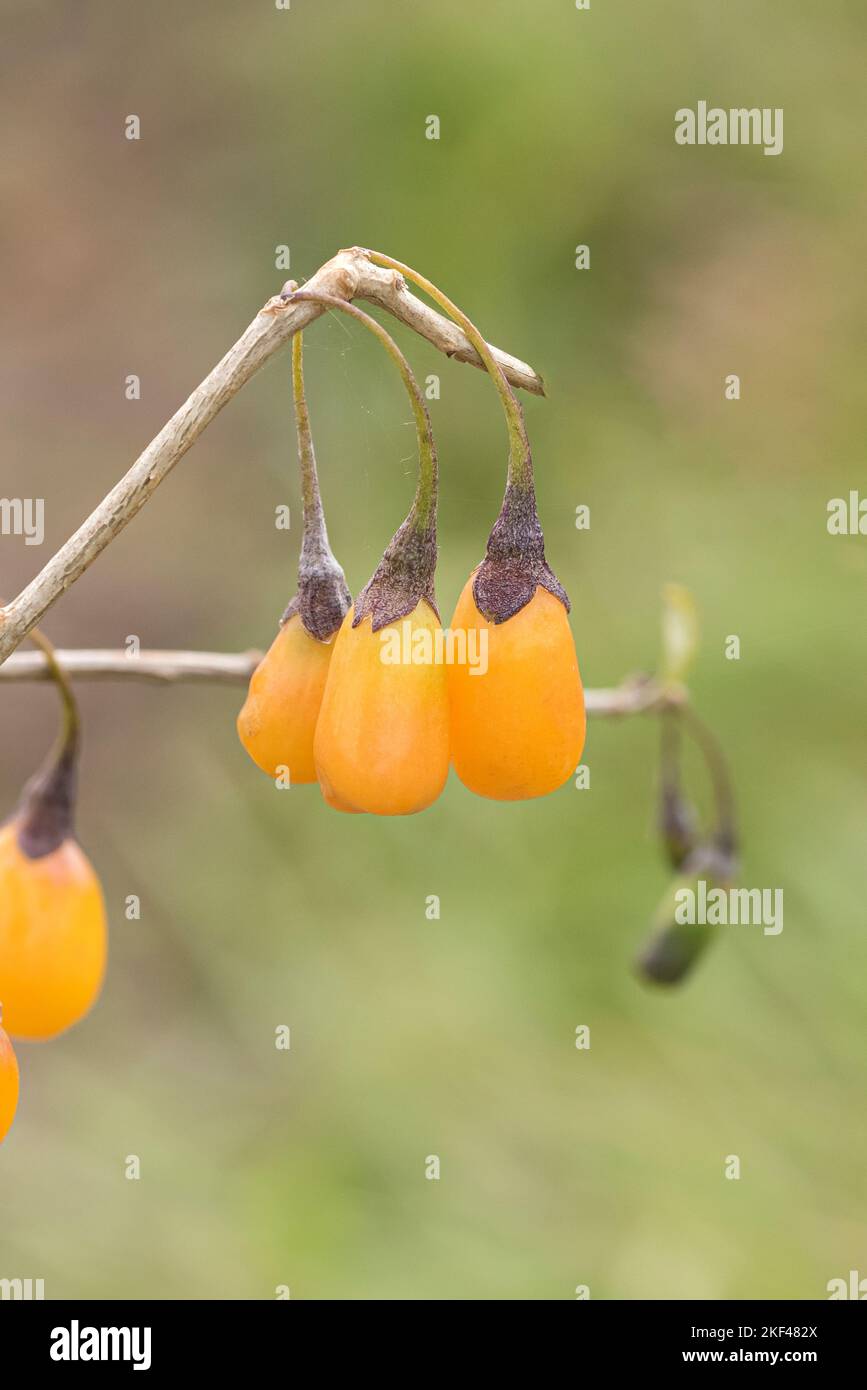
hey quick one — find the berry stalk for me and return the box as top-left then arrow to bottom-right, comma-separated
13,624 -> 81,857
288,290 -> 437,535
365,250 -> 531,492
364,251 -> 567,623
292,332 -> 337,579
281,328 -> 351,641
286,289 -> 440,630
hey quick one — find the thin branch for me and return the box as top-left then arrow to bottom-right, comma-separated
0,650 -> 683,717
584,677 -> 687,718
0,650 -> 263,685
0,247 -> 543,667
354,249 -> 544,396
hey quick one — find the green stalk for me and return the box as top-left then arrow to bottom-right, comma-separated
279,328 -> 350,641
12,623 -> 82,856
26,625 -> 80,759
658,708 -> 698,870
680,705 -> 738,859
292,332 -> 331,557
362,251 -> 569,625
289,291 -> 437,534
366,250 -> 532,492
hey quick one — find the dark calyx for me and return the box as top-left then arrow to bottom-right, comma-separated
473,479 -> 569,624
352,513 -> 439,634
282,554 -> 351,642
16,739 -> 78,859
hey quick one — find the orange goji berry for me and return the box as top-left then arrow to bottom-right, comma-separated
314,600 -> 449,816
238,614 -> 337,782
448,575 -> 585,800
238,330 -> 350,784
0,819 -> 106,1041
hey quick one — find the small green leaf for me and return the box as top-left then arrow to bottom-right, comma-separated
660,583 -> 699,685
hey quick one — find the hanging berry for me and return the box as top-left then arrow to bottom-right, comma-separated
284,290 -> 450,816
637,841 -> 733,985
0,1009 -> 19,1143
367,252 -> 586,801
0,630 -> 107,1041
237,330 -> 351,783
638,706 -> 738,986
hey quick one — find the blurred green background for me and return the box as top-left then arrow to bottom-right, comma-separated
1,0 -> 865,1300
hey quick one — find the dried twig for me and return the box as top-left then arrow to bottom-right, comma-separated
0,650 -> 263,685
0,648 -> 681,718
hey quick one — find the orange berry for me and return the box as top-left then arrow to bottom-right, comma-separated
0,1018 -> 19,1144
0,820 -> 107,1041
237,615 -> 337,782
448,574 -> 586,800
314,601 -> 450,816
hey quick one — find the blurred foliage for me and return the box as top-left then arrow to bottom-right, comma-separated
0,0 -> 865,1299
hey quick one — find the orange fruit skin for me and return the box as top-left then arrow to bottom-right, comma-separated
314,601 -> 450,816
0,821 -> 108,1042
237,615 -> 336,783
0,1024 -> 19,1143
317,770 -> 365,815
447,576 -> 586,801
